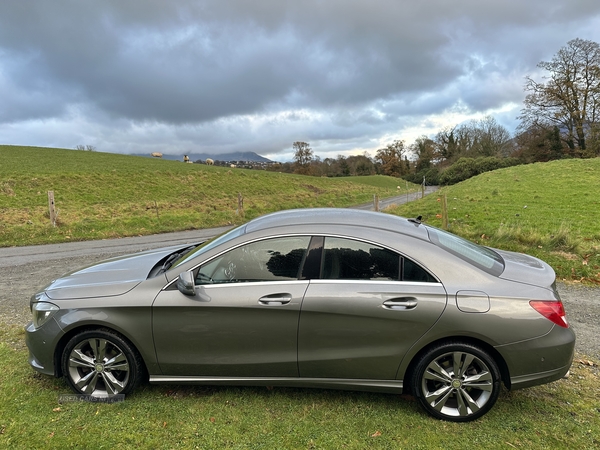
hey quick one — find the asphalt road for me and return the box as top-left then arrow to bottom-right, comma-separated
1,195 -> 598,361
353,186 -> 439,210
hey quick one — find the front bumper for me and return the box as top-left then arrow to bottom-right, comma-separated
25,318 -> 65,377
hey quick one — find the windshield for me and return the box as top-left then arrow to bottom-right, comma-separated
171,224 -> 246,269
426,226 -> 505,276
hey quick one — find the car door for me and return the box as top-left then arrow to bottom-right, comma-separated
298,236 -> 447,380
152,236 -> 311,377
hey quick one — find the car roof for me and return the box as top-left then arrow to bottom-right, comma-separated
244,208 -> 430,240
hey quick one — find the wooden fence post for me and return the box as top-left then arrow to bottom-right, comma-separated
237,193 -> 244,217
441,194 -> 448,230
373,194 -> 379,211
48,191 -> 57,227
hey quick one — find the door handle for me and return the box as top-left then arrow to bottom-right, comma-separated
258,293 -> 292,306
382,298 -> 418,310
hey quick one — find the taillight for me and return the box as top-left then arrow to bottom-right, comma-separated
529,300 -> 569,328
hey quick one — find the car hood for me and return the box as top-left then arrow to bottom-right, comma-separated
44,245 -> 187,300
496,249 -> 556,289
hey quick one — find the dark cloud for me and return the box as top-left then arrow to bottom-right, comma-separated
0,0 -> 599,157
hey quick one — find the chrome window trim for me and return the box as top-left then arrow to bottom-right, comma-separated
163,232 -> 440,290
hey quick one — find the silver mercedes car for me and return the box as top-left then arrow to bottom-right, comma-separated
26,208 -> 575,422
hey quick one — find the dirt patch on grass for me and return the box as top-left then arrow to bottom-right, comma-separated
551,251 -> 580,261
302,184 -> 326,194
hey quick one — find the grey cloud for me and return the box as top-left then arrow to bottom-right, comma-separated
0,1 -> 599,156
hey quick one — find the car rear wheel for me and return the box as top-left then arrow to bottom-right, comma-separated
412,342 -> 501,422
62,329 -> 144,397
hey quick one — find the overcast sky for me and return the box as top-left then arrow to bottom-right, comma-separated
1,1 -> 600,161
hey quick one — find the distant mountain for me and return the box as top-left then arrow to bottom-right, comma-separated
132,151 -> 274,163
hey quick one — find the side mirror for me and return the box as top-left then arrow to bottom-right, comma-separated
177,271 -> 196,296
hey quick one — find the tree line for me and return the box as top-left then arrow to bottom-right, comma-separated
274,38 -> 600,185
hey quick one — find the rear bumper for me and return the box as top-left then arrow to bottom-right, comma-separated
495,325 -> 575,390
509,363 -> 572,390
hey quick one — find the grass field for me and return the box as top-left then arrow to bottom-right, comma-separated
0,145 -> 409,247
0,325 -> 598,449
2,146 -> 599,280
387,159 -> 600,282
2,147 -> 600,448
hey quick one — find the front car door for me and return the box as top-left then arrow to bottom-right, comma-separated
152,236 -> 311,377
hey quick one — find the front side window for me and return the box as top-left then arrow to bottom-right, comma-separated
322,237 -> 436,282
173,224 -> 247,269
196,236 -> 311,284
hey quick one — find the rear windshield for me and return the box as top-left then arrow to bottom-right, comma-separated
426,226 -> 505,276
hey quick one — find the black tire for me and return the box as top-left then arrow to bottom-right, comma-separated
411,342 -> 501,422
61,329 -> 144,397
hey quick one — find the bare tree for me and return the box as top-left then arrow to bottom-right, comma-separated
519,38 -> 600,156
434,118 -> 510,162
471,116 -> 512,157
75,145 -> 96,151
292,141 -> 314,175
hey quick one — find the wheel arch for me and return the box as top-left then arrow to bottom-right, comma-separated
54,325 -> 149,380
401,336 -> 511,394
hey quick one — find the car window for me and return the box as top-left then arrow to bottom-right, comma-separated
426,226 -> 504,276
403,257 -> 437,283
322,237 -> 436,282
172,224 -> 246,269
196,236 -> 311,284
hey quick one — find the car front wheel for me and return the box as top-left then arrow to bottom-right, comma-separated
62,329 -> 144,397
411,342 -> 501,422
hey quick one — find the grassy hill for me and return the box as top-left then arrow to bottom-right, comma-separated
387,158 -> 600,282
0,145 -> 409,246
2,145 -> 599,281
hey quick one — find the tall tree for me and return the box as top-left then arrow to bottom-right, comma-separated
519,38 -> 600,156
471,116 -> 512,157
375,140 -> 405,177
434,126 -> 461,163
410,136 -> 436,172
515,125 -> 565,163
292,141 -> 314,175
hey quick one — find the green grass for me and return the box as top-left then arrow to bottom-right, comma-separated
0,324 -> 598,449
0,146 -> 408,246
2,145 -> 600,280
387,159 -> 600,282
2,150 -> 600,447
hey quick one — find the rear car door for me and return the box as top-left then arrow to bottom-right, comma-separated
298,236 -> 447,380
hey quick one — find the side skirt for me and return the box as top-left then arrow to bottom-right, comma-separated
149,376 -> 404,394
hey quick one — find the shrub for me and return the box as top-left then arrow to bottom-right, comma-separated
403,166 -> 441,186
439,157 -> 521,185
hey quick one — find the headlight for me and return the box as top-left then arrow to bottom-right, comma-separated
32,302 -> 59,329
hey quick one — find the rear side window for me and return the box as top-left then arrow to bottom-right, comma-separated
426,226 -> 504,276
321,237 -> 436,282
